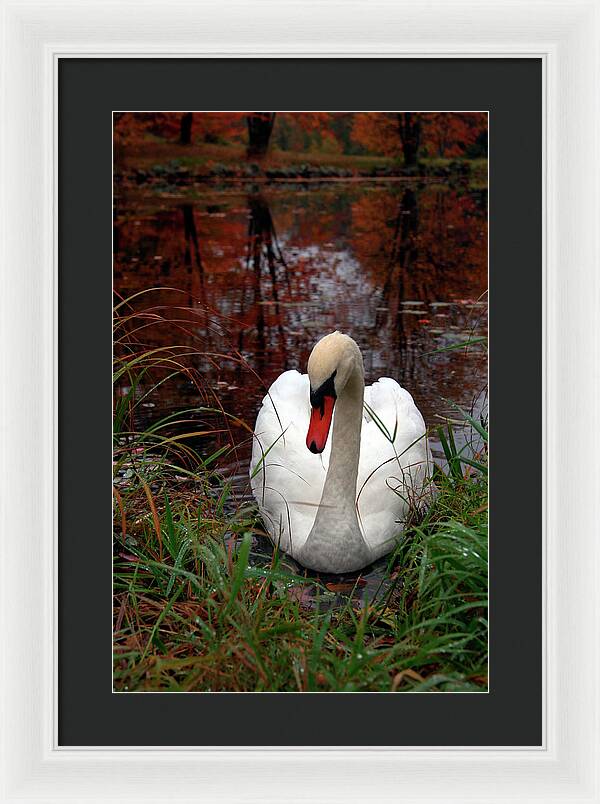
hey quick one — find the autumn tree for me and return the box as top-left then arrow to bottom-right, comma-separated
352,114 -> 402,160
352,113 -> 412,164
286,112 -> 342,154
114,111 -> 486,165
179,113 -> 193,145
328,113 -> 362,154
248,112 -> 341,158
424,112 -> 487,157
114,112 -> 246,147
116,111 -> 354,158
113,112 -> 157,146
397,113 -> 422,167
247,113 -> 277,159
352,112 -> 487,165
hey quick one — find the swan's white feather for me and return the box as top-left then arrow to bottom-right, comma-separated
250,370 -> 430,563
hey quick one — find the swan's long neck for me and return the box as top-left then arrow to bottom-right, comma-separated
299,356 -> 372,573
321,366 -> 363,507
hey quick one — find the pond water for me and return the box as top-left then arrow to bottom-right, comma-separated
114,178 -> 487,605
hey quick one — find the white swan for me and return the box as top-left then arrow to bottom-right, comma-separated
250,332 -> 431,573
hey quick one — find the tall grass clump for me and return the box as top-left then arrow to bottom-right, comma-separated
113,293 -> 488,692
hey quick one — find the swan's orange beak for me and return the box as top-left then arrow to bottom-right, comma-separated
306,396 -> 335,454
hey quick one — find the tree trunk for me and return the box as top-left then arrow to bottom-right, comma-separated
396,113 -> 422,167
181,204 -> 203,274
246,113 -> 276,159
381,188 -> 420,367
179,113 -> 193,145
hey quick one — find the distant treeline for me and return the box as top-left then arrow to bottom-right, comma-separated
114,112 -> 487,166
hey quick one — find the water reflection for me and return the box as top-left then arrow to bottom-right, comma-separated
242,193 -> 289,362
375,187 -> 419,372
181,202 -> 204,292
114,180 -> 487,486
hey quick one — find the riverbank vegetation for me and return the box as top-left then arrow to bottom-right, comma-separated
114,111 -> 487,185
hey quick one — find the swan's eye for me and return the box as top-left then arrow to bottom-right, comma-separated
309,370 -> 337,412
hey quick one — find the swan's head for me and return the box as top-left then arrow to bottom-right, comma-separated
305,331 -> 363,454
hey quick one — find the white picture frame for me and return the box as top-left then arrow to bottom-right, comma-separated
1,0 -> 598,801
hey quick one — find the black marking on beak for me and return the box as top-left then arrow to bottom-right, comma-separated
308,440 -> 319,454
309,370 -> 337,416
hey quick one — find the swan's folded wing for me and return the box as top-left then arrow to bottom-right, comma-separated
359,378 -> 431,553
250,370 -> 329,553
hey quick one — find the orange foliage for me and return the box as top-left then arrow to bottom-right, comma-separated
115,111 -> 486,160
425,112 -> 487,157
352,114 -> 401,157
113,112 -> 340,149
352,112 -> 487,160
114,112 -> 247,145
